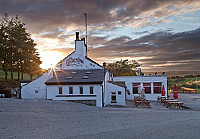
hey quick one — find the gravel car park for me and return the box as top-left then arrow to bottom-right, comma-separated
0,96 -> 200,139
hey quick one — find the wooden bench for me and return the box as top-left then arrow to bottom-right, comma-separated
161,97 -> 174,103
135,100 -> 150,107
166,102 -> 183,109
157,97 -> 166,102
163,100 -> 178,106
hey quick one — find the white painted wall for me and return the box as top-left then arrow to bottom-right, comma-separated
21,71 -> 53,99
47,84 -> 103,107
61,40 -> 102,70
113,75 -> 167,101
105,82 -> 126,106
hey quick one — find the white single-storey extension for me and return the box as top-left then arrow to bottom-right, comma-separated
113,75 -> 167,100
21,32 -> 167,107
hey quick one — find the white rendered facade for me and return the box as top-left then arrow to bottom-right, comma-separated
113,75 -> 167,101
21,32 -> 167,107
21,32 -> 125,107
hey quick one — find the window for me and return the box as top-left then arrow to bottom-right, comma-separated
90,87 -> 93,94
118,91 -> 122,95
59,87 -> 62,94
154,82 -> 162,94
69,87 -> 73,94
35,90 -> 38,93
111,92 -> 117,103
80,87 -> 83,94
132,83 -> 140,94
143,83 -> 151,94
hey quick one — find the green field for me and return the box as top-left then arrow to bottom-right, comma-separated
168,77 -> 200,93
0,70 -> 40,81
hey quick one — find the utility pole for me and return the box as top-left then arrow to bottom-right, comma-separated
83,13 -> 87,45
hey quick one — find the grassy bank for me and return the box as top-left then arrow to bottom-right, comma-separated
0,70 -> 40,81
168,77 -> 200,93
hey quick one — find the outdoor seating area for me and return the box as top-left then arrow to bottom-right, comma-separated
134,96 -> 150,107
157,96 -> 184,109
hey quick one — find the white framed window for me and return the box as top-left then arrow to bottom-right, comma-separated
143,83 -> 151,94
69,87 -> 73,94
90,87 -> 93,94
111,92 -> 117,103
132,83 -> 140,94
153,82 -> 162,94
59,87 -> 62,94
80,87 -> 83,94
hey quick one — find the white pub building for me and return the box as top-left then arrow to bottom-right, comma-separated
21,32 -> 167,107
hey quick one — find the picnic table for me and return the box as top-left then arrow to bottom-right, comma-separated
135,100 -> 150,107
160,97 -> 174,103
134,96 -> 150,107
157,96 -> 166,102
163,100 -> 178,106
166,102 -> 184,109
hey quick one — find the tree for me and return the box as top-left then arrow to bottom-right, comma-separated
0,13 -> 10,80
0,13 -> 42,80
106,59 -> 141,76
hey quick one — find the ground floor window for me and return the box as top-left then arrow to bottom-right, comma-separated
143,83 -> 151,94
111,92 -> 117,103
80,87 -> 83,94
154,82 -> 162,94
132,83 -> 140,94
90,87 -> 93,94
69,87 -> 73,94
118,91 -> 121,95
59,87 -> 62,94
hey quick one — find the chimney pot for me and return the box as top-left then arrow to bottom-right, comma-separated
76,32 -> 79,40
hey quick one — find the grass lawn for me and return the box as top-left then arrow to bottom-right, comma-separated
0,70 -> 40,81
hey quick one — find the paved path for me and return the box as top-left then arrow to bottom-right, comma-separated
0,98 -> 200,139
169,93 -> 200,110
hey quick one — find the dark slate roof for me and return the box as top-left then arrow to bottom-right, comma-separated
45,69 -> 105,85
107,81 -> 126,88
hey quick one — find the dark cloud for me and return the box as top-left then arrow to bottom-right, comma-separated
87,27 -> 200,71
0,0 -> 200,72
1,0 -> 199,33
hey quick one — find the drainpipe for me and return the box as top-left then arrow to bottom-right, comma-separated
103,62 -> 106,107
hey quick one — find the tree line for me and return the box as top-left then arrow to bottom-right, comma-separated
0,13 -> 42,80
106,59 -> 141,76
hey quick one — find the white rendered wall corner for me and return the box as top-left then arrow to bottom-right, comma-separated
21,70 -> 53,99
105,82 -> 126,106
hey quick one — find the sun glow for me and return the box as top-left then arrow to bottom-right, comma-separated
40,51 -> 63,69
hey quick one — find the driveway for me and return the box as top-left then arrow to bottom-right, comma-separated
0,98 -> 200,139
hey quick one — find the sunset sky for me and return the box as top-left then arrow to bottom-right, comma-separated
0,0 -> 200,72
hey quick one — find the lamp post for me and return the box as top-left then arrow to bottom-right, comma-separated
103,62 -> 106,107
